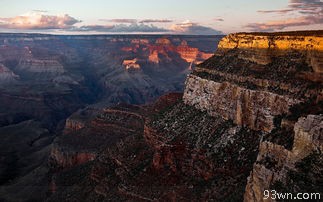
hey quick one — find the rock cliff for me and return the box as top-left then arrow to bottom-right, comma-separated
182,31 -> 323,201
217,32 -> 323,73
44,31 -> 323,201
244,115 -> 323,202
184,31 -> 323,132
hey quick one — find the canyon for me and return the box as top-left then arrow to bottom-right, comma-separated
0,30 -> 322,202
0,34 -> 220,202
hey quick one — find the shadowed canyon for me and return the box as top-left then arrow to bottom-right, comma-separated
0,34 -> 221,201
0,30 -> 322,202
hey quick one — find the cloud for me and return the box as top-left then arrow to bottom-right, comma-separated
99,18 -> 173,24
257,9 -> 294,14
258,0 -> 323,14
0,12 -> 80,29
138,19 -> 173,23
74,23 -> 168,33
247,0 -> 323,31
246,15 -> 323,31
32,10 -> 48,13
170,20 -> 223,35
214,18 -> 224,22
100,19 -> 138,24
0,12 -> 222,35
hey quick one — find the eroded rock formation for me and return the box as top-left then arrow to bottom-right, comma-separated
8,31 -> 322,202
244,115 -> 323,202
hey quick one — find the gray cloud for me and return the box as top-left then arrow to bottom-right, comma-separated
257,9 -> 295,14
32,10 -> 48,13
138,19 -> 173,23
99,18 -> 173,24
248,0 -> 323,31
214,18 -> 224,22
170,21 -> 223,35
100,19 -> 138,24
246,14 -> 323,32
74,23 -> 168,33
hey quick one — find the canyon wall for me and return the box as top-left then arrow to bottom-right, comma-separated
182,31 -> 323,201
183,74 -> 300,132
244,114 -> 323,202
44,31 -> 323,201
217,32 -> 323,73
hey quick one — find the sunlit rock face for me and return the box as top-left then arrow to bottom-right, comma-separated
181,31 -> 323,201
176,40 -> 199,63
122,58 -> 141,70
217,32 -> 323,73
184,31 -> 323,132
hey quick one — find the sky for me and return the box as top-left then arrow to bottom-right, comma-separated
0,0 -> 322,35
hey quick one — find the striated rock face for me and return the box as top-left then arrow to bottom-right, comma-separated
0,34 -> 222,202
184,74 -> 300,132
244,114 -> 323,202
32,31 -> 323,201
181,31 -> 323,201
49,104 -> 146,170
184,31 -> 323,132
50,146 -> 96,170
176,43 -> 199,63
293,115 -> 323,159
47,94 -> 260,201
18,59 -> 65,74
217,32 -> 323,73
145,38 -> 215,66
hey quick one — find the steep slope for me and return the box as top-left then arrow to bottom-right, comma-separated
186,31 -> 323,201
0,63 -> 19,84
0,35 -> 221,202
47,93 -> 260,201
45,30 -> 322,202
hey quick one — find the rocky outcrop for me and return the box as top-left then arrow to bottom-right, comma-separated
0,34 -> 221,202
64,118 -> 86,132
244,114 -> 323,202
49,104 -> 146,170
293,115 -> 323,158
18,59 -> 65,74
184,31 -> 323,132
217,32 -> 323,73
47,93 -> 260,201
49,145 -> 96,170
6,31 -> 319,202
155,38 -> 172,46
148,50 -> 160,63
122,58 -> 141,70
176,42 -> 199,63
184,74 -> 300,132
0,63 -> 19,83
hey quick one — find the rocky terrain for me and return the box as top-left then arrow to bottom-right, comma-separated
0,34 -> 220,202
1,30 -> 322,201
33,30 -> 322,202
187,31 -> 323,201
